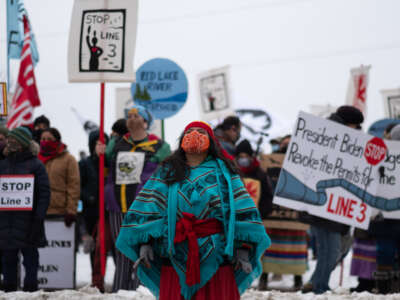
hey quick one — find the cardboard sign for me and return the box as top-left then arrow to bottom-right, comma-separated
21,220 -> 76,289
243,178 -> 261,206
381,88 -> 400,119
116,152 -> 145,185
198,66 -> 233,121
131,58 -> 188,120
274,112 -> 400,230
0,83 -> 7,116
0,175 -> 34,210
68,0 -> 138,82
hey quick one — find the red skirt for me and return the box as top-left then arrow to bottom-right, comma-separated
159,265 -> 240,300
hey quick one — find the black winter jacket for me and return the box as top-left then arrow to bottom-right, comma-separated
0,150 -> 50,249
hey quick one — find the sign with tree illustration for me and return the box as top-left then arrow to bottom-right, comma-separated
198,66 -> 233,121
274,112 -> 400,230
68,0 -> 138,82
131,58 -> 188,120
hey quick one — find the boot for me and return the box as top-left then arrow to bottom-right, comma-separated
390,271 -> 400,293
23,284 -> 38,292
350,278 -> 374,293
258,272 -> 268,291
3,284 -> 17,292
294,275 -> 303,290
373,271 -> 391,294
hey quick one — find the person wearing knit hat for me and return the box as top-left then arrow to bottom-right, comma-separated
0,126 -> 50,292
328,105 -> 364,129
116,121 -> 270,300
106,106 -> 171,292
0,126 -> 9,160
389,124 -> 400,141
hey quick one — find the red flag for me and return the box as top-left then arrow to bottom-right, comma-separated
7,15 -> 40,129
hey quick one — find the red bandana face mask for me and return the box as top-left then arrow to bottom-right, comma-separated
40,140 -> 60,156
181,130 -> 210,154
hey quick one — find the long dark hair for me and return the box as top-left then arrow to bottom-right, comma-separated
161,132 -> 239,184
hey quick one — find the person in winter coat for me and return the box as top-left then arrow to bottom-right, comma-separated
79,130 -> 111,292
38,128 -> 80,226
0,127 -> 50,292
107,105 -> 171,292
0,126 -> 8,160
116,121 -> 270,300
301,105 -> 364,294
215,116 -> 242,156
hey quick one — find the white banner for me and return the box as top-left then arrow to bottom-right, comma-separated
274,112 -> 400,230
68,0 -> 138,82
21,220 -> 76,289
0,175 -> 34,211
381,88 -> 400,119
345,65 -> 371,115
198,66 -> 233,121
0,82 -> 7,116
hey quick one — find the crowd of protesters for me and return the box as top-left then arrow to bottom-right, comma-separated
0,104 -> 399,297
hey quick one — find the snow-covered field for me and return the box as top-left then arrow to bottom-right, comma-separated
3,249 -> 400,299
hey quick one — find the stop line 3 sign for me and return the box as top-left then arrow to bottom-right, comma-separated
364,137 -> 387,165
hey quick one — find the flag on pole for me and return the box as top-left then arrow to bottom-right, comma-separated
345,65 -> 371,115
7,0 -> 39,64
7,16 -> 41,129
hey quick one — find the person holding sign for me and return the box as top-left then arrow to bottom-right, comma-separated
38,128 -> 80,226
106,105 -> 171,292
0,127 -> 50,292
116,121 -> 270,300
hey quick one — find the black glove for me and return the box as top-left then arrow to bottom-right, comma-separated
64,213 -> 76,227
27,217 -> 43,244
235,249 -> 252,274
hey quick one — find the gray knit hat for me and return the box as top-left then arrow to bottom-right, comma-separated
8,127 -> 32,148
390,124 -> 400,141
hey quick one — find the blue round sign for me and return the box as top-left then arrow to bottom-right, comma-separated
368,118 -> 400,138
131,58 -> 188,120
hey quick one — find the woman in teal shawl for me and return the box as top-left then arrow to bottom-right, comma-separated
117,121 -> 270,300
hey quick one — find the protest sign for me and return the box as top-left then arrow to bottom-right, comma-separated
345,65 -> 371,115
198,66 -> 233,121
381,88 -> 400,119
243,178 -> 261,206
21,219 -> 76,289
115,87 -> 162,137
0,83 -> 7,116
131,58 -> 188,120
274,112 -> 400,230
68,0 -> 138,82
0,175 -> 34,210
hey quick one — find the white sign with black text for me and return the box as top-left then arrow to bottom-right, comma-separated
21,220 -> 76,289
0,175 -> 34,211
68,0 -> 138,82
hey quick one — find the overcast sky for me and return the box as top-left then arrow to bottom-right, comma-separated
1,0 -> 400,157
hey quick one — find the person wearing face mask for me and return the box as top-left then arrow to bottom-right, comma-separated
116,121 -> 270,300
216,116 -> 242,156
107,105 -> 171,292
0,127 -> 50,292
38,128 -> 80,228
0,126 -> 9,160
32,115 -> 50,144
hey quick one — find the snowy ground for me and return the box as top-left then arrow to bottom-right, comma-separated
3,249 -> 400,299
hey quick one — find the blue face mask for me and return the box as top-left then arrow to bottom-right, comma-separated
271,144 -> 280,152
237,157 -> 251,167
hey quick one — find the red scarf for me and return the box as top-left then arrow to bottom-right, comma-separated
239,158 -> 260,175
38,141 -> 65,164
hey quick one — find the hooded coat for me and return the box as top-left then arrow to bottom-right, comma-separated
0,149 -> 50,249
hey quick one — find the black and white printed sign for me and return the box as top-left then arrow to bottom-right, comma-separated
198,66 -> 233,121
68,0 -> 138,82
116,152 -> 145,185
0,175 -> 34,211
21,220 -> 76,289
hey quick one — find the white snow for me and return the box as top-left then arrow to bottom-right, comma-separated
4,248 -> 398,299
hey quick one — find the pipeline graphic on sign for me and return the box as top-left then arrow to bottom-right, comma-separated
276,168 -> 400,211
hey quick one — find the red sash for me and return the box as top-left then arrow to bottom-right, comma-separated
174,212 -> 223,286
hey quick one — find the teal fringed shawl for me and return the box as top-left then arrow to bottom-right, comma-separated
116,157 -> 270,299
